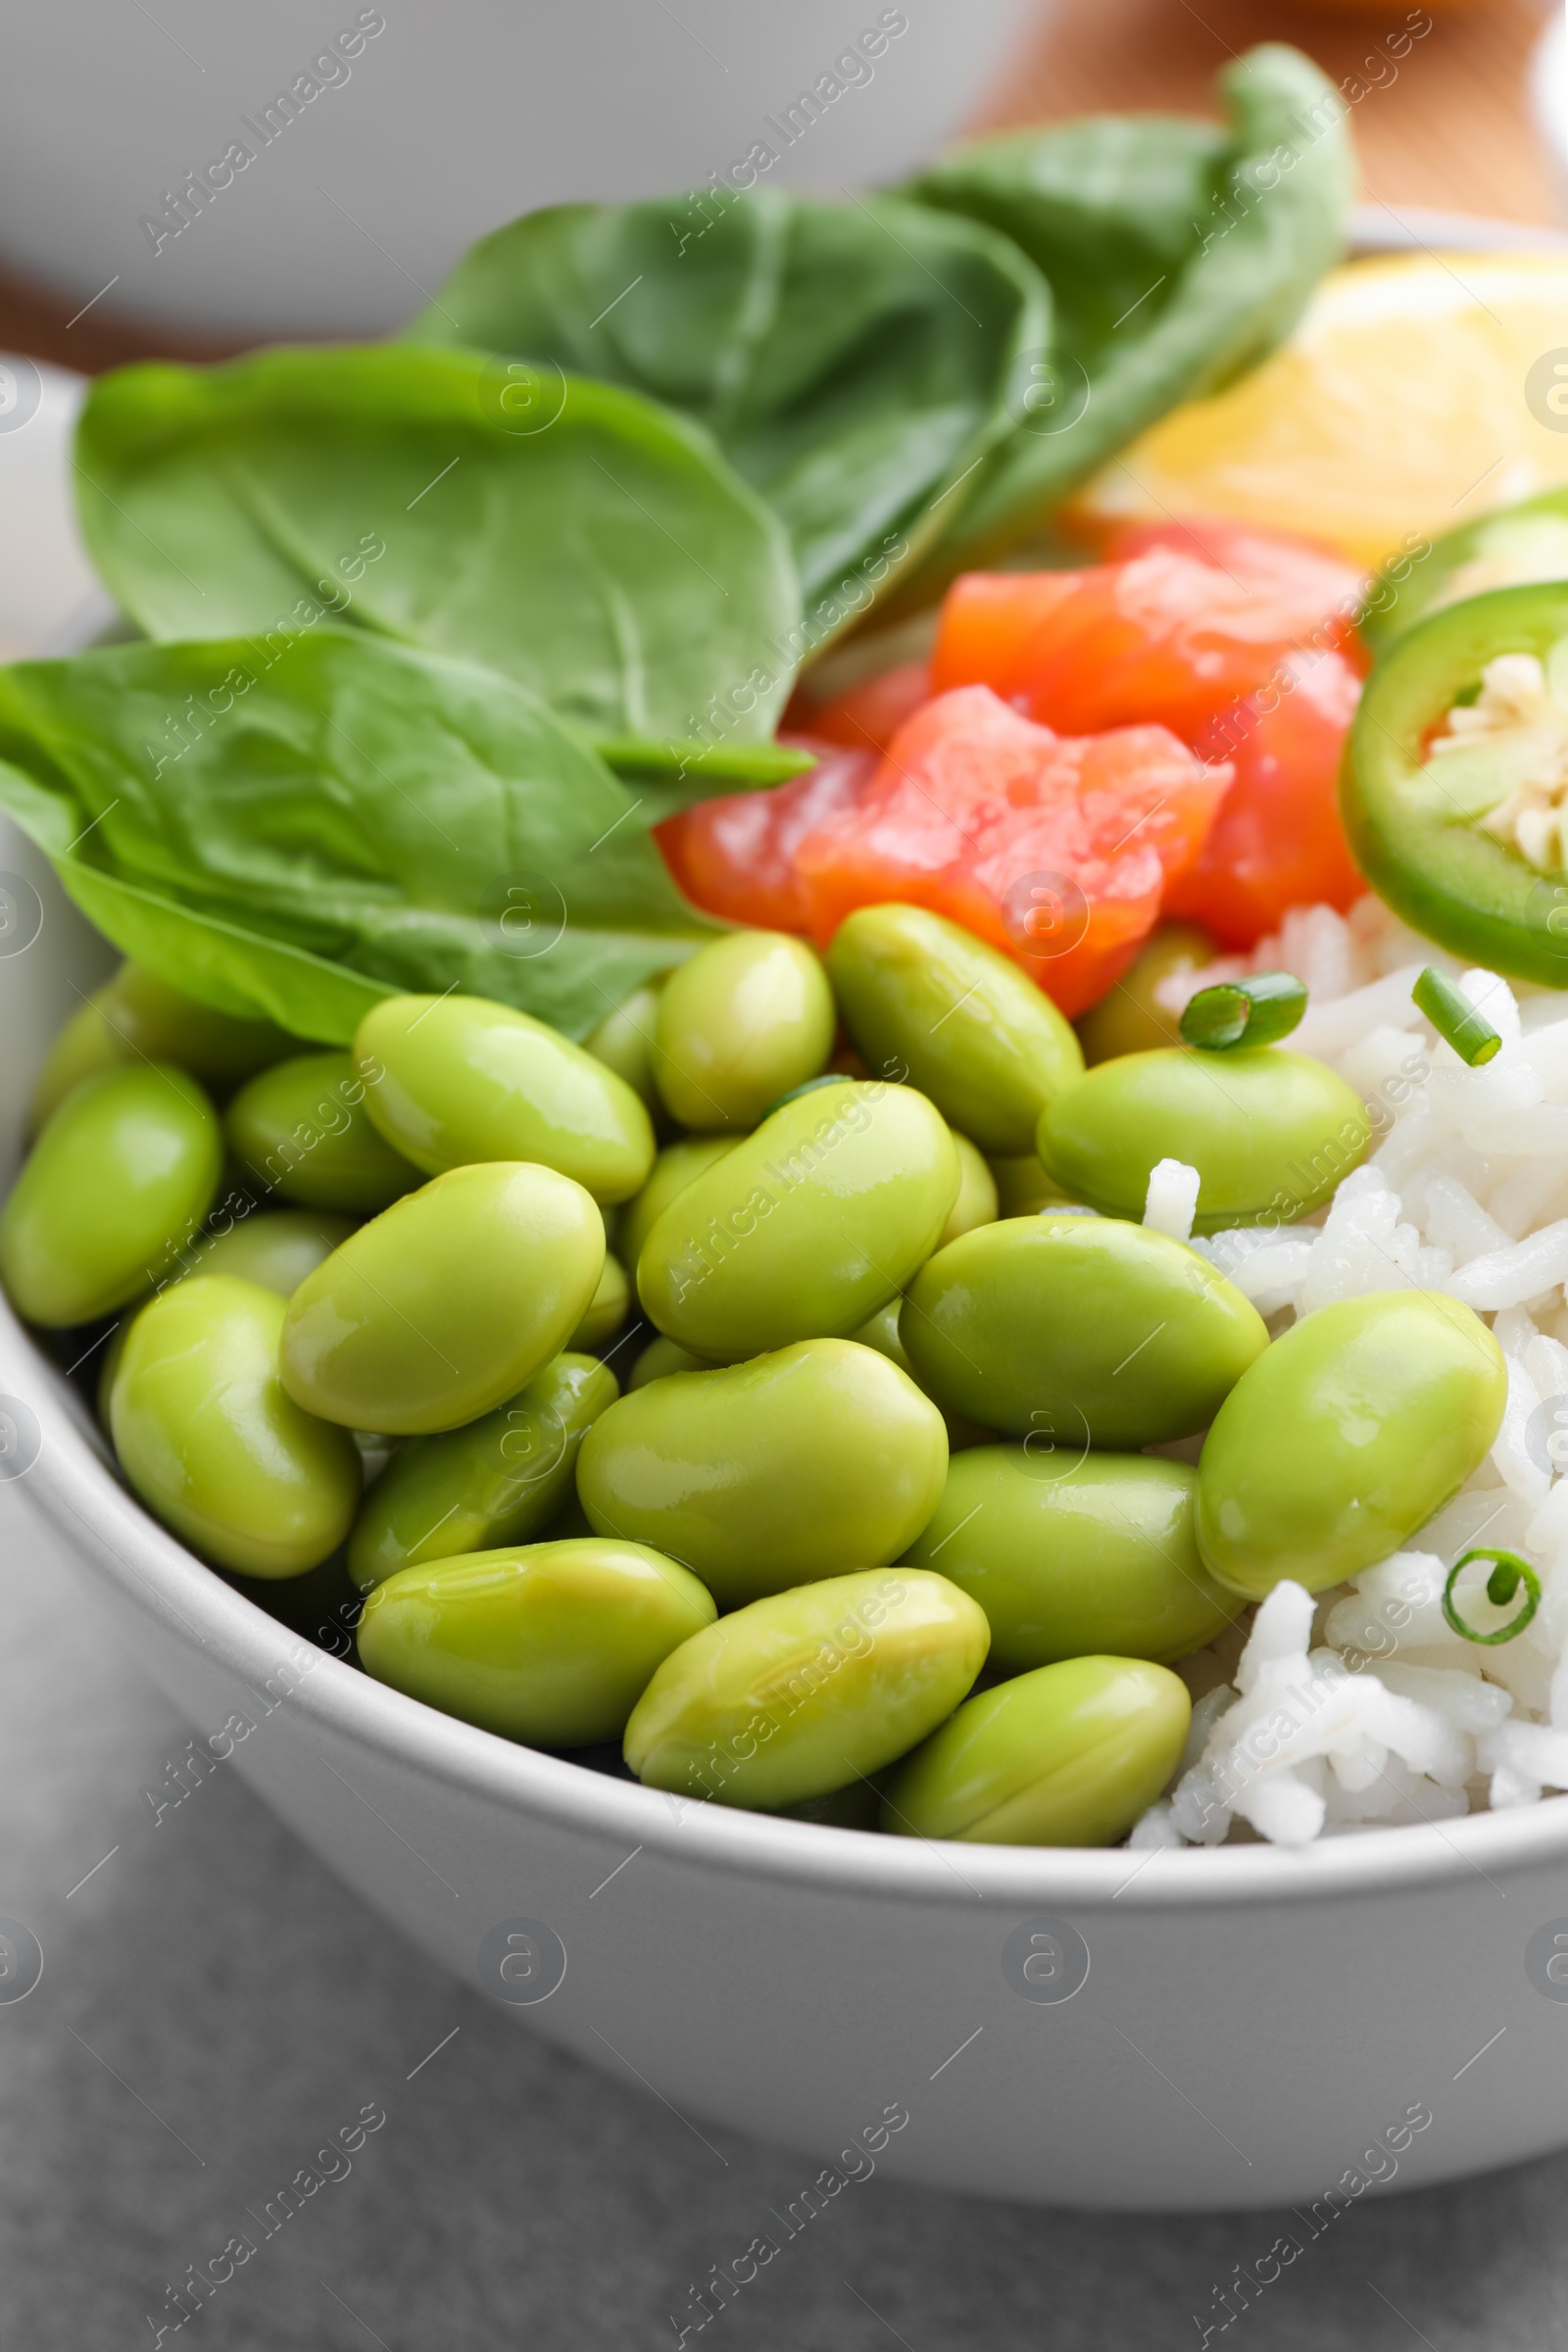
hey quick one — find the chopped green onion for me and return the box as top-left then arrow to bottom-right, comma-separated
1442,1546 -> 1541,1644
1179,970 -> 1308,1054
1412,967 -> 1501,1066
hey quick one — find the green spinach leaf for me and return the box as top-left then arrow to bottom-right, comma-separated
901,43 -> 1353,591
0,632 -> 721,1044
403,189 -> 1049,632
74,345 -> 801,752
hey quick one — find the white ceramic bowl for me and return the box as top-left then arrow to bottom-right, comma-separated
0,0 -> 1039,340
6,825 -> 1568,2212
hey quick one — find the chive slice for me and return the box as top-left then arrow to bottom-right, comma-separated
1442,1546 -> 1541,1644
1412,967 -> 1501,1065
1179,970 -> 1307,1053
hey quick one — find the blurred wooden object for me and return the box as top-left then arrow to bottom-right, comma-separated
0,0 -> 1557,373
974,0 -> 1558,225
0,257 -> 246,375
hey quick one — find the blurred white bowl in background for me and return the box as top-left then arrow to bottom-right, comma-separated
0,0 -> 1039,342
0,362 -> 107,662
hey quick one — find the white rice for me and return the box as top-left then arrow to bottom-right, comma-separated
1140,895 -> 1568,1847
1143,1156 -> 1200,1243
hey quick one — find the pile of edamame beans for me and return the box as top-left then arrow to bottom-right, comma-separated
0,907 -> 1509,1845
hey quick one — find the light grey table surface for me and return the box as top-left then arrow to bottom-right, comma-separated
3,1478 -> 1566,2352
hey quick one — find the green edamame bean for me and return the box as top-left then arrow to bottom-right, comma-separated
179,1207 -> 357,1297
111,1275 -> 361,1577
226,1053 -> 421,1214
881,1656 -> 1190,1845
104,962 -> 293,1083
98,1208 -> 357,1421
826,905 -> 1084,1154
0,1064 -> 222,1326
638,1080 -> 959,1362
653,930 -> 835,1131
584,979 -> 664,1115
986,1152 -> 1071,1218
850,1299 -> 912,1371
1037,1048 -> 1372,1230
279,1161 -> 604,1434
1074,923 -> 1216,1065
902,1214 -> 1267,1448
26,999 -> 122,1136
618,1135 -> 743,1278
568,1253 -> 629,1351
851,1302 -> 995,1452
1197,1290 -> 1508,1599
938,1132 -> 999,1249
578,1338 -> 948,1607
348,1352 -> 618,1590
765,1073 -> 858,1116
627,1336 -> 715,1388
29,966 -> 294,1134
624,1567 -> 989,1810
358,1538 -> 715,1747
902,1448 -> 1239,1668
355,994 -> 655,1206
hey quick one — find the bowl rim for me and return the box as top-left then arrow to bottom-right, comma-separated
13,1292 -> 1568,1916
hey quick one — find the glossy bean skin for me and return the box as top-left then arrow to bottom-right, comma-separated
93,963 -> 294,1081
31,977 -> 292,1141
26,999 -> 122,1135
1038,1047 -> 1372,1231
1074,922 -> 1216,1065
881,1656 -> 1190,1845
624,1567 -> 989,1811
578,1339 -> 948,1607
349,1352 -> 618,1591
826,905 -> 1084,1155
226,1053 -> 420,1213
938,1132 -> 999,1249
29,967 -> 294,1133
638,1080 -> 959,1362
280,1162 -> 604,1434
98,1207 -> 356,1421
618,1135 -> 742,1279
851,1301 -> 995,1452
653,930 -> 835,1131
355,993 -> 655,1206
358,1539 -> 715,1747
0,1063 -> 222,1326
111,1275 -> 361,1577
902,1214 -> 1267,1448
568,1253 -> 629,1351
627,1335 -> 715,1388
1197,1290 -> 1508,1599
584,979 -> 664,1115
181,1207 -> 357,1296
986,1152 -> 1071,1218
902,1448 -> 1239,1668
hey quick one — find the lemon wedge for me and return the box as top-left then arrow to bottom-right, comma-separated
1066,254 -> 1568,570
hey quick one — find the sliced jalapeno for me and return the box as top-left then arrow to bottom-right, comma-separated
1342,582 -> 1568,987
1359,488 -> 1568,659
